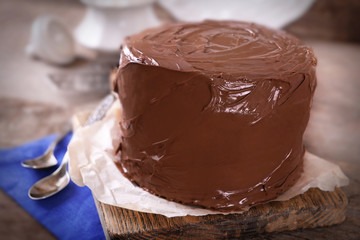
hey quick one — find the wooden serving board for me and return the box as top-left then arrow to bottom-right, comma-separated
93,187 -> 347,239
75,109 -> 348,238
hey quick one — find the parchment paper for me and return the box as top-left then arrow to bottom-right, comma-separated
68,101 -> 349,217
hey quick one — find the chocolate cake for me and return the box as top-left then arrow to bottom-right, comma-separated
113,20 -> 317,211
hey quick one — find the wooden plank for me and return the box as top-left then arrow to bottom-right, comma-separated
94,187 -> 347,239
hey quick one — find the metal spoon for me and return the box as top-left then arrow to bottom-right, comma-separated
21,123 -> 72,169
28,152 -> 70,200
28,94 -> 115,200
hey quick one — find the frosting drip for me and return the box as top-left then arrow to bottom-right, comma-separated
114,20 -> 317,211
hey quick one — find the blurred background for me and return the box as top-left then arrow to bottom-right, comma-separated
0,0 -> 359,239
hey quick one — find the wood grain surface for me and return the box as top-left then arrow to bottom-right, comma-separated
95,188 -> 347,239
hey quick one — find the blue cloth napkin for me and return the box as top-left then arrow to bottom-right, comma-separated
0,134 -> 105,240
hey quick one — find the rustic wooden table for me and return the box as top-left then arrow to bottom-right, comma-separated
0,1 -> 359,240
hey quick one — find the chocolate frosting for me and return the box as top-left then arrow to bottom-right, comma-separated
114,20 -> 317,211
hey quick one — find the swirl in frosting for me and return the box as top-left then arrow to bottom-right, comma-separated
114,20 -> 317,211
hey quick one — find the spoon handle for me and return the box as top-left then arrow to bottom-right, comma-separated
85,94 -> 115,126
60,94 -> 115,170
41,122 -> 72,156
58,152 -> 69,176
28,94 -> 116,200
59,94 -> 115,171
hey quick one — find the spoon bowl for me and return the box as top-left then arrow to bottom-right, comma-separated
21,149 -> 58,169
21,123 -> 71,169
28,94 -> 115,200
28,154 -> 70,200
